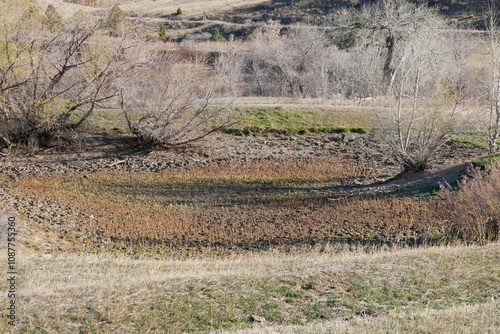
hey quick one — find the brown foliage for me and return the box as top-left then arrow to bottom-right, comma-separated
168,156 -> 379,181
441,164 -> 500,244
17,160 -> 443,252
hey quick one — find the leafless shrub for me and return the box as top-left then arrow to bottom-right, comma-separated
364,0 -> 474,171
241,19 -> 389,99
331,47 -> 384,98
214,43 -> 246,96
482,1 -> 500,154
120,55 -> 234,147
0,3 -> 136,147
441,164 -> 500,244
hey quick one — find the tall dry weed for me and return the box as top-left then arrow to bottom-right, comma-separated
441,164 -> 500,244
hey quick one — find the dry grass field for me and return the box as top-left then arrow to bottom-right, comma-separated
0,242 -> 497,333
32,0 -> 271,18
120,0 -> 270,17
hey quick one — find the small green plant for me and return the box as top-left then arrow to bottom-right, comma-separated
282,127 -> 298,135
262,302 -> 282,320
105,4 -> 125,33
176,7 -> 183,15
350,126 -> 367,134
333,127 -> 349,134
303,281 -> 318,290
210,28 -> 223,42
336,31 -> 359,50
158,26 -> 167,40
112,127 -> 125,134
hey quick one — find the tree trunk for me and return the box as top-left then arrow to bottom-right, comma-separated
383,34 -> 395,88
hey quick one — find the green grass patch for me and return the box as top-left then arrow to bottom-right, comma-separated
224,106 -> 368,136
451,133 -> 487,149
71,105 -> 371,137
350,126 -> 367,134
80,109 -> 130,135
472,153 -> 500,169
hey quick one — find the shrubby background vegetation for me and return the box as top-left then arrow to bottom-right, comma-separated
1,0 -> 500,170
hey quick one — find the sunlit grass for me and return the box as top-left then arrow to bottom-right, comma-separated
3,243 -> 498,333
224,106 -> 370,135
472,153 -> 500,168
450,133 -> 487,149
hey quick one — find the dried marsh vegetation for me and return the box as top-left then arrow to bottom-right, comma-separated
442,164 -> 500,244
15,156 -> 445,252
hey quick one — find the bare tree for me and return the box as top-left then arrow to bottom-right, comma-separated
334,0 -> 446,90
0,3 -> 135,147
483,0 -> 500,154
331,0 -> 474,171
375,17 -> 473,171
329,46 -> 384,99
120,55 -> 234,147
214,43 -> 245,97
244,20 -> 389,99
248,22 -> 346,99
283,26 -> 331,98
248,21 -> 297,97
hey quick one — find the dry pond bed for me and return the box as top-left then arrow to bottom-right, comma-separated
0,133 -> 481,254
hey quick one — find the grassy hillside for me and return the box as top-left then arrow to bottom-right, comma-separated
32,0 -> 273,19
34,0 -> 490,33
221,0 -> 490,25
119,0 -> 270,18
